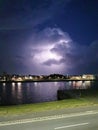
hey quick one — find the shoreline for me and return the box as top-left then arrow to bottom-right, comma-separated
0,97 -> 98,117
0,79 -> 97,83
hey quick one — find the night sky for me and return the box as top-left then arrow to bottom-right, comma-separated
0,0 -> 98,75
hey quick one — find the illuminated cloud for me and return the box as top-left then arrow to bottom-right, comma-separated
0,0 -> 97,75
0,26 -> 98,74
22,27 -> 74,74
22,27 -> 98,75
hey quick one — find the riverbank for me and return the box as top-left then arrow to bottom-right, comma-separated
0,97 -> 98,117
0,79 -> 97,83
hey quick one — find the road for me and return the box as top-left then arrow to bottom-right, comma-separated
0,106 -> 98,130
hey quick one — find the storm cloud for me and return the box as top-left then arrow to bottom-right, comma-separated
21,27 -> 98,74
0,25 -> 98,74
0,0 -> 98,75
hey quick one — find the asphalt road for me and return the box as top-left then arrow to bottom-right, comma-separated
0,106 -> 98,130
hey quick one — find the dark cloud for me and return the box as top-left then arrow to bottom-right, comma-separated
65,41 -> 98,74
15,55 -> 25,61
43,59 -> 61,66
28,28 -> 71,46
0,0 -> 71,30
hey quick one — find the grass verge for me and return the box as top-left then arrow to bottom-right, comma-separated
0,97 -> 98,116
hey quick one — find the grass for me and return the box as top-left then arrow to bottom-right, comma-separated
0,97 -> 98,116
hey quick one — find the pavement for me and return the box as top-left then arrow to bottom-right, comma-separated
0,105 -> 98,130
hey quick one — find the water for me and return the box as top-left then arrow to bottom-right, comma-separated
0,81 -> 97,105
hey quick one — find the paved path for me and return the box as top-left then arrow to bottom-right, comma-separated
0,105 -> 98,130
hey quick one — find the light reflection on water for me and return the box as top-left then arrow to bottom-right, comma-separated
17,82 -> 22,94
0,81 -> 97,105
34,82 -> 37,86
85,81 -> 91,88
3,83 -> 6,87
12,84 -> 15,97
17,82 -> 22,87
12,82 -> 15,87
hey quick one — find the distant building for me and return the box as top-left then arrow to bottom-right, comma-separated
82,74 -> 95,80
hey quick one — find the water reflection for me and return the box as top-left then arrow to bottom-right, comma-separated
17,82 -> 22,103
0,80 -> 97,105
34,82 -> 37,86
3,83 -> 6,87
75,81 -> 83,89
17,82 -> 22,87
71,81 -> 91,89
2,84 -> 5,91
12,84 -> 15,97
54,82 -> 58,85
12,82 -> 15,87
85,81 -> 91,88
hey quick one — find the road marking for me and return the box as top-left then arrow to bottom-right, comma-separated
86,111 -> 94,113
0,110 -> 98,127
54,122 -> 89,129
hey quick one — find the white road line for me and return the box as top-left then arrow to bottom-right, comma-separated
86,111 -> 94,113
54,122 -> 89,129
0,110 -> 98,127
